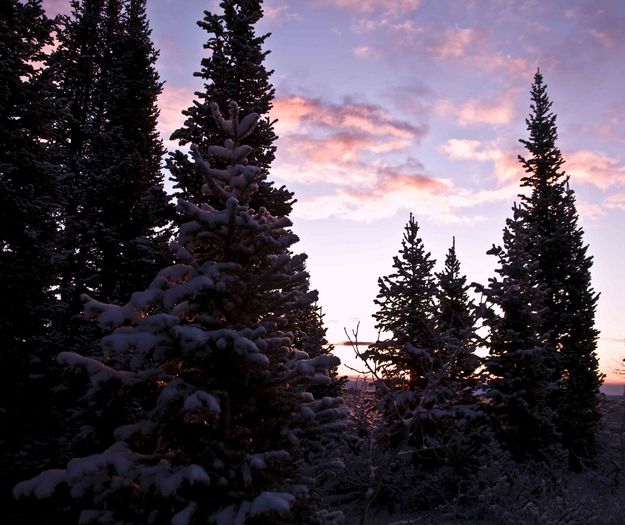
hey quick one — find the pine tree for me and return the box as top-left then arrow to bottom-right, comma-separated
167,0 -> 294,216
365,222 -> 483,482
88,0 -> 172,304
516,70 -> 602,467
478,206 -> 559,458
434,238 -> 479,389
366,214 -> 438,388
0,0 -> 60,515
432,242 -> 485,476
50,0 -> 110,351
51,0 -> 171,353
15,102 -> 346,523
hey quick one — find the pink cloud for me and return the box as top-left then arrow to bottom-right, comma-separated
271,95 -> 429,194
442,142 -> 625,191
293,176 -> 518,224
317,0 -> 422,16
353,46 -> 380,60
439,138 -> 525,183
352,18 -> 420,36
478,53 -> 533,78
440,139 -> 500,162
566,150 -> 625,189
428,28 -> 482,59
565,4 -> 625,50
264,1 -> 302,23
272,158 -> 380,187
588,29 -> 615,49
280,147 -> 526,223
272,94 -> 530,223
435,91 -> 517,127
576,200 -> 605,219
272,95 -> 427,142
293,171 -> 460,223
350,16 -> 531,78
604,193 -> 625,210
281,133 -> 379,164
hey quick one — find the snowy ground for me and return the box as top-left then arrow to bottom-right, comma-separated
337,396 -> 625,525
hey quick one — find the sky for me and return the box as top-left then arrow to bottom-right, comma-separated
42,0 -> 625,390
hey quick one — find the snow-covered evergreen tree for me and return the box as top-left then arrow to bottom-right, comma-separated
362,214 -> 449,467
516,70 -> 602,468
430,239 -> 486,470
15,102 -> 346,524
0,0 -> 60,516
356,228 -> 484,508
365,214 -> 438,388
478,205 -> 559,458
479,71 -> 602,465
167,0 -> 294,217
434,238 -> 479,390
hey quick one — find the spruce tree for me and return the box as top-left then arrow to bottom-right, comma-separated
517,70 -> 602,467
51,0 -> 110,350
434,238 -> 479,389
366,214 -> 438,388
480,71 -> 602,466
15,102 -> 346,523
51,0 -> 171,353
365,221 -> 482,477
478,207 -> 559,458
432,240 -> 485,474
167,0 -> 294,216
0,0 -> 59,515
88,0 -> 172,304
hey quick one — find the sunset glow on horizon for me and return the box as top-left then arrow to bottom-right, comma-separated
43,0 -> 625,388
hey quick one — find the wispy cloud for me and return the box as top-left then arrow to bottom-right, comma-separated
272,93 -> 532,222
435,91 -> 518,127
566,150 -> 625,189
272,95 -> 426,143
439,138 -> 525,183
352,18 -> 420,35
427,27 -> 482,59
604,193 -> 625,210
264,1 -> 302,23
317,0 -> 422,16
477,53 -> 533,78
576,200 -> 605,219
353,45 -> 381,60
293,170 -> 519,223
439,139 -> 625,218
271,94 -> 458,221
588,29 -> 615,49
440,139 -> 500,162
293,171 -> 461,223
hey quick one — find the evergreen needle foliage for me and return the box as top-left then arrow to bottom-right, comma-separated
51,0 -> 171,355
0,0 -> 60,518
366,213 -> 437,388
15,102 -> 347,524
167,0 -> 294,217
481,70 -> 603,466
